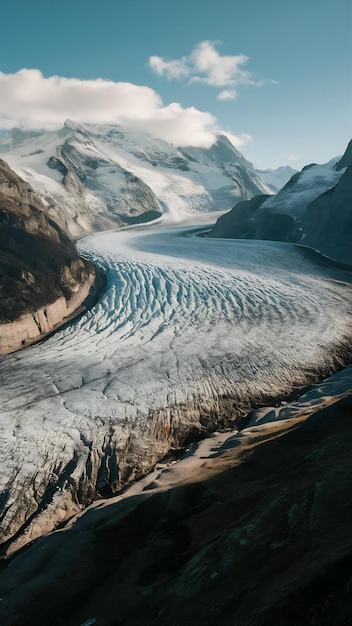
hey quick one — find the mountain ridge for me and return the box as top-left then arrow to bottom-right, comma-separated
210,140 -> 352,263
0,122 -> 272,236
255,165 -> 298,193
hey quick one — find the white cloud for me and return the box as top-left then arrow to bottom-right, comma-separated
220,131 -> 253,150
191,42 -> 250,87
149,41 -> 274,99
217,89 -> 237,101
132,102 -> 217,147
149,55 -> 189,79
0,68 -> 218,147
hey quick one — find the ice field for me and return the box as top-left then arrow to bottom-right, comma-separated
0,221 -> 351,550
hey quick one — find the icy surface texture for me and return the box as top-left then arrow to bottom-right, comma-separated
0,223 -> 351,551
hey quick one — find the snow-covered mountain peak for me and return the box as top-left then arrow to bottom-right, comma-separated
256,165 -> 298,193
0,122 -> 271,236
262,156 -> 344,215
63,118 -> 82,131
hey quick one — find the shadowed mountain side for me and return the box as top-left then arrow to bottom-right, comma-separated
335,138 -> 352,171
0,393 -> 351,625
301,165 -> 352,263
210,140 -> 352,263
0,225 -> 90,321
209,194 -> 301,242
0,159 -> 99,352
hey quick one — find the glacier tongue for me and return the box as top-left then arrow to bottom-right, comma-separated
0,223 -> 352,553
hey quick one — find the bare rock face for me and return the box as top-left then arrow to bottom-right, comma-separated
0,159 -> 97,352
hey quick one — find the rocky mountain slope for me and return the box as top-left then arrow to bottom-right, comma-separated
0,159 -> 98,353
210,140 -> 352,263
0,379 -> 351,626
0,121 -> 270,236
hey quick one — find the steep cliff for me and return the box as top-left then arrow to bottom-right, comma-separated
0,159 -> 98,353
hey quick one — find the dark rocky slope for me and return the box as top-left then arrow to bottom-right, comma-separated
210,140 -> 352,264
209,193 -> 300,242
0,391 -> 351,625
0,159 -> 98,353
300,144 -> 352,263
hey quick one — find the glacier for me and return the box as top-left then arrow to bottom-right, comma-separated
0,219 -> 352,553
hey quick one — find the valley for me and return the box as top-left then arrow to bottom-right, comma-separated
0,5 -> 350,622
0,218 -> 351,558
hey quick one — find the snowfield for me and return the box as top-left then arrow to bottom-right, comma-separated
0,220 -> 352,552
262,157 -> 344,215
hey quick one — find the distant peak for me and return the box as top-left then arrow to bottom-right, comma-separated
216,133 -> 240,150
335,138 -> 352,170
63,119 -> 83,131
0,127 -> 44,150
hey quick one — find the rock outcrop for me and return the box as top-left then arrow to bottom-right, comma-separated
0,159 -> 98,353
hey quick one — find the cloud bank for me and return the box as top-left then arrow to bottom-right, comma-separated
0,68 -> 222,147
149,41 -> 275,100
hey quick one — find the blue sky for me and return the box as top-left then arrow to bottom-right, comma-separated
0,0 -> 351,168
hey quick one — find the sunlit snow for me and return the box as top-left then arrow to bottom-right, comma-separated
0,122 -> 270,235
262,158 -> 344,215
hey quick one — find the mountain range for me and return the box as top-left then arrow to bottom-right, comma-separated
0,122 -> 351,625
0,121 -> 278,236
2,122 -> 348,267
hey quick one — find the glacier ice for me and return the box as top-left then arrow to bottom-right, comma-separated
0,222 -> 351,552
